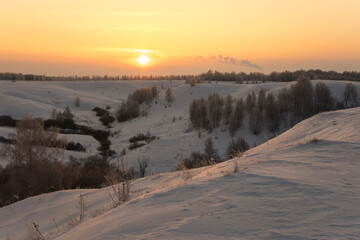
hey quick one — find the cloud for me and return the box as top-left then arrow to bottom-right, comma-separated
238,59 -> 262,70
188,54 -> 262,70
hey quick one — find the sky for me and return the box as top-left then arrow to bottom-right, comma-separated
0,0 -> 359,76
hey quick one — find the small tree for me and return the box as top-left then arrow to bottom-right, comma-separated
74,97 -> 80,107
165,87 -> 175,104
138,158 -> 148,178
203,137 -> 219,164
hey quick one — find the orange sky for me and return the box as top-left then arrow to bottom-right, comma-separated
0,0 -> 359,75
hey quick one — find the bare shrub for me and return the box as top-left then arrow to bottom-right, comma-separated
138,158 -> 148,178
227,137 -> 249,159
308,138 -> 319,143
104,158 -> 133,208
26,222 -> 45,240
176,138 -> 219,170
78,194 -> 87,222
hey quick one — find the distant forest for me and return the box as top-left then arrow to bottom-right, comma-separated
0,69 -> 359,82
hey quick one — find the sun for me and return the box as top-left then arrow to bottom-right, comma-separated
137,54 -> 150,66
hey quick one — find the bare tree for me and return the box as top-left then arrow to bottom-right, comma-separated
203,137 -> 219,163
249,107 -> 264,135
343,83 -> 357,107
165,87 -> 175,104
245,91 -> 257,113
228,98 -> 244,136
314,82 -> 333,112
208,93 -> 223,128
138,158 -> 148,178
265,92 -> 281,132
277,87 -> 290,127
257,88 -> 267,112
104,158 -> 133,208
223,94 -> 233,125
290,77 -> 314,119
1,115 -> 67,198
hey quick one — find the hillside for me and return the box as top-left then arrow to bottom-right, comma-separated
1,79 -> 359,171
1,107 -> 359,239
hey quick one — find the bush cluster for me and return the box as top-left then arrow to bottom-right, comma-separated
176,137 -> 220,170
226,137 -> 250,159
66,142 -> 86,152
116,86 -> 158,122
93,107 -> 115,127
129,132 -> 156,143
0,115 -> 17,127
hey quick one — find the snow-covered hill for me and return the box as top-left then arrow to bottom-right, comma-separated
1,80 -> 359,171
1,107 -> 359,240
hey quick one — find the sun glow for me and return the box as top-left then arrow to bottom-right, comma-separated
137,54 -> 150,66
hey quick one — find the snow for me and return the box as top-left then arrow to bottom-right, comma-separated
1,106 -> 359,240
1,79 -> 359,172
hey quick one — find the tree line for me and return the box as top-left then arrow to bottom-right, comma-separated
189,78 -> 358,136
1,69 -> 359,82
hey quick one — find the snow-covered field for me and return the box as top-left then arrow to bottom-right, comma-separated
1,106 -> 359,239
1,79 -> 358,172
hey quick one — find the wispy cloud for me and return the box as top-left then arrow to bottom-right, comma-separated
190,54 -> 262,70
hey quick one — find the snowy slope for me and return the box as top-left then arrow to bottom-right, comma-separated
2,79 -> 358,172
1,107 -> 359,240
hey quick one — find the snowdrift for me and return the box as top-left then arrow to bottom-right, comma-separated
1,107 -> 359,239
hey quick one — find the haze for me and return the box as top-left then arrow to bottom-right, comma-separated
0,0 -> 359,75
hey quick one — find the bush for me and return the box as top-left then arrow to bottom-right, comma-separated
227,137 -> 249,159
176,137 -> 220,170
103,158 -> 134,207
52,106 -> 74,122
129,132 -> 155,143
0,115 -> 17,127
67,142 -> 86,152
128,142 -> 145,150
99,113 -> 115,126
116,99 -> 140,122
175,152 -> 208,170
92,107 -> 108,117
130,86 -> 158,105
